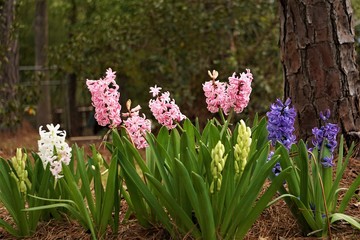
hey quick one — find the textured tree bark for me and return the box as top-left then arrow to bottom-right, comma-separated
279,0 -> 360,144
35,0 -> 52,127
0,0 -> 20,131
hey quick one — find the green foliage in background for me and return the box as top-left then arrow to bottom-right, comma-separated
2,0 -> 359,131
17,0 -> 282,124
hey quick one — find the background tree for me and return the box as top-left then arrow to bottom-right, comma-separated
280,0 -> 360,144
35,0 -> 52,127
0,0 -> 21,131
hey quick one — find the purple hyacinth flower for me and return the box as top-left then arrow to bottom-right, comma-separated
311,110 -> 339,168
266,98 -> 297,176
266,98 -> 297,150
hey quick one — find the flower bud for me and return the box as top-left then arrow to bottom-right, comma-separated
20,181 -> 27,193
210,141 -> 227,193
10,148 -> 31,194
210,181 -> 215,194
217,178 -> 222,191
234,120 -> 251,176
22,170 -> 28,179
234,161 -> 239,173
208,70 -> 219,80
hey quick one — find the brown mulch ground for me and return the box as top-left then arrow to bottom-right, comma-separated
0,121 -> 359,239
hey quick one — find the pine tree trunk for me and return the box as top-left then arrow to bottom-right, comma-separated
280,0 -> 360,144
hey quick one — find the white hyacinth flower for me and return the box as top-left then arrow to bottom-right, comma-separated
38,124 -> 72,179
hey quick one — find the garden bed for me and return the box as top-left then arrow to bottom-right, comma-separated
0,121 -> 359,239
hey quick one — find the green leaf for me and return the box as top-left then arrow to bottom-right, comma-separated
331,213 -> 360,230
174,159 -> 201,227
118,150 -> 173,232
235,167 -> 291,239
145,173 -> 201,238
0,218 -> 18,237
62,165 -> 96,239
338,173 -> 360,213
73,145 -> 96,217
298,140 -> 309,208
99,152 -> 119,235
146,133 -> 174,190
223,153 -> 277,237
192,172 -> 216,240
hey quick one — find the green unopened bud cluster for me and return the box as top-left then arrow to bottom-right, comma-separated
10,148 -> 31,194
234,120 -> 252,175
94,152 -> 104,167
210,141 -> 227,193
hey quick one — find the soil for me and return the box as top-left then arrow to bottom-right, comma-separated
0,121 -> 359,239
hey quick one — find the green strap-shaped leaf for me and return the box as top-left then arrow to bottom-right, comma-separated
0,218 -> 19,237
73,145 -> 96,218
298,140 -> 309,209
174,159 -> 202,228
234,167 -> 291,239
99,152 -> 119,235
118,151 -> 173,232
221,145 -> 272,235
62,165 -> 96,239
145,173 -> 201,238
192,172 -> 216,240
146,133 -> 175,194
338,173 -> 360,213
331,213 -> 360,230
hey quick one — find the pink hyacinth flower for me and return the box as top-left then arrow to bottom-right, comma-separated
86,68 -> 122,128
203,79 -> 227,113
149,86 -> 186,129
223,69 -> 253,115
122,104 -> 151,149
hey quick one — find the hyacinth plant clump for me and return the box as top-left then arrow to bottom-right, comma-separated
267,100 -> 360,237
0,67 -> 359,240
0,144 -> 72,237
115,69 -> 290,239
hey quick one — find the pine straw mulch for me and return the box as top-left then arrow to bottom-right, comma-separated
0,121 -> 359,239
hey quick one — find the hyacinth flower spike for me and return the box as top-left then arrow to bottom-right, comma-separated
311,109 -> 339,168
210,141 -> 227,194
38,123 -> 72,179
149,85 -> 186,130
122,99 -> 151,149
223,69 -> 253,115
203,69 -> 253,118
86,68 -> 122,128
234,120 -> 252,178
266,98 -> 296,175
202,70 -> 227,114
10,148 -> 31,194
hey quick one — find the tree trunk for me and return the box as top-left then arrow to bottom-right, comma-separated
0,0 -> 20,131
35,0 -> 52,127
66,0 -> 81,137
280,0 -> 360,145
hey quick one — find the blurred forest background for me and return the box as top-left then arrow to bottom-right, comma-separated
2,0 -> 360,137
